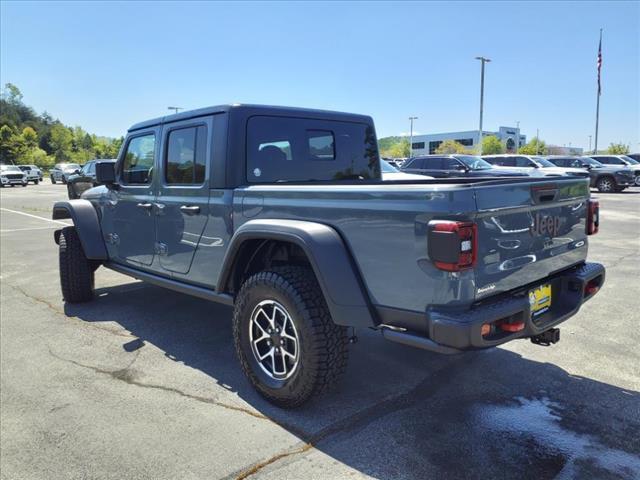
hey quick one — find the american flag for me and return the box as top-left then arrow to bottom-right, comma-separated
597,31 -> 603,95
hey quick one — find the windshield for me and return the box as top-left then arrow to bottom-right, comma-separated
581,157 -> 604,167
620,155 -> 639,165
1,165 -> 22,172
532,157 -> 556,168
454,155 -> 493,170
62,163 -> 81,170
380,160 -> 399,173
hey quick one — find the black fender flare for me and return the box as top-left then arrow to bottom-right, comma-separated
52,200 -> 108,260
218,219 -> 377,328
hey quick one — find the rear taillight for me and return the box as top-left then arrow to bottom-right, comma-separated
428,221 -> 477,272
587,199 -> 599,235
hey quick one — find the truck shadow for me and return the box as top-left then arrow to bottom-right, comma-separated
64,281 -> 640,480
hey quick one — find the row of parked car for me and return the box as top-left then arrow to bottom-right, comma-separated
386,153 -> 640,193
0,164 -> 43,187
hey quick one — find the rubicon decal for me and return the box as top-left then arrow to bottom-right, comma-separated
530,213 -> 562,237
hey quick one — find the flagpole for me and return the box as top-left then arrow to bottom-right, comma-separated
594,28 -> 602,154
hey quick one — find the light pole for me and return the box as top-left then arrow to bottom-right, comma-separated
588,135 -> 592,153
408,116 -> 418,158
536,128 -> 540,155
168,106 -> 183,115
515,120 -> 520,152
475,56 -> 491,154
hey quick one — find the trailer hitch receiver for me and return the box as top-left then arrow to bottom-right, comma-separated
530,328 -> 560,346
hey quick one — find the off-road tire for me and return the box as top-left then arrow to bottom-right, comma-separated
233,266 -> 349,408
59,226 -> 94,303
596,176 -> 615,193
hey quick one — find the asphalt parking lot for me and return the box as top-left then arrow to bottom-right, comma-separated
1,182 -> 639,480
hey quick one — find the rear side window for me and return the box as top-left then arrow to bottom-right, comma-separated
165,125 -> 207,184
121,134 -> 156,185
423,157 -> 444,169
247,116 -> 379,182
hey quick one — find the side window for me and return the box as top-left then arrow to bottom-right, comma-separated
247,116 -> 379,182
424,157 -> 444,169
165,125 -> 207,184
443,157 -> 461,169
121,134 -> 156,185
307,130 -> 335,160
570,159 -> 583,168
514,156 -> 531,167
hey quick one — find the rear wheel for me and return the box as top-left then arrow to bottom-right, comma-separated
635,175 -> 640,187
59,226 -> 94,303
50,176 -> 56,184
233,266 -> 349,408
596,176 -> 615,193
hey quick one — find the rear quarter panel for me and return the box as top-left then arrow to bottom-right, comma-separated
234,184 -> 478,312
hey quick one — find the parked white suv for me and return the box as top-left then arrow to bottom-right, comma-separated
0,164 -> 28,187
18,165 -> 43,184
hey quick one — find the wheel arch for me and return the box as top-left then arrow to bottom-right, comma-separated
218,219 -> 377,328
52,200 -> 108,260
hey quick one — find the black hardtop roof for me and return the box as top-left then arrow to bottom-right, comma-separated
128,104 -> 373,132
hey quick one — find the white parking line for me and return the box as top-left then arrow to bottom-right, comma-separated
0,208 -> 71,226
1,226 -> 61,233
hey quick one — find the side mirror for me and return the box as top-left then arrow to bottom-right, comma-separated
95,161 -> 116,186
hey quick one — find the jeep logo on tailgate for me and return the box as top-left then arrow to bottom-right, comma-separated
530,213 -> 561,237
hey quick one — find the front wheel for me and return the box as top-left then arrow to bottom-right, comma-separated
59,226 -> 95,303
596,176 -> 615,193
233,266 -> 349,408
50,176 -> 56,184
34,179 -> 39,185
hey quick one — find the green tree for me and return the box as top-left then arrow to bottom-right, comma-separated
385,137 -> 410,158
481,135 -> 504,154
3,83 -> 23,104
518,137 -> 548,155
0,125 -> 18,163
607,142 -> 629,154
49,123 -> 73,161
21,126 -> 38,149
435,139 -> 467,154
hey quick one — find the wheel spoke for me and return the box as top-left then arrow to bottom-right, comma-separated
258,347 -> 274,362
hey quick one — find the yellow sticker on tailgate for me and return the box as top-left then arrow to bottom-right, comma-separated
529,283 -> 552,317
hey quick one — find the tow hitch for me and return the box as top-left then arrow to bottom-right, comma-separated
530,328 -> 560,346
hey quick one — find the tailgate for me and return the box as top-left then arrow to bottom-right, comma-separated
473,178 -> 590,299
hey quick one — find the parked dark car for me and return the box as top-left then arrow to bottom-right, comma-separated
589,155 -> 640,186
400,154 -> 527,178
547,156 -> 634,192
66,159 -> 116,199
626,153 -> 640,162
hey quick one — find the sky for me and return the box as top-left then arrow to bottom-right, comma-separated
1,1 -> 638,150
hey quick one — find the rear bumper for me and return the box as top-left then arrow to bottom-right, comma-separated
380,262 -> 605,353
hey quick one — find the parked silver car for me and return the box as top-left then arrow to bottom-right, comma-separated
50,163 -> 81,184
18,164 -> 43,184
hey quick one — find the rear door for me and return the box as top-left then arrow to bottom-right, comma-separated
155,118 -> 212,275
473,178 -> 590,298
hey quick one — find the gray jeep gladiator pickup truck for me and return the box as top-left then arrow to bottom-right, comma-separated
53,104 -> 605,407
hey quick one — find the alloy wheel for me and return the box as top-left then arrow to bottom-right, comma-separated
249,300 -> 300,380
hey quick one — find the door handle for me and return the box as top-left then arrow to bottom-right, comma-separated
136,202 -> 153,210
180,205 -> 200,215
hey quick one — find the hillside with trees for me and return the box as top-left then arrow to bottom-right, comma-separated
0,83 -> 123,168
